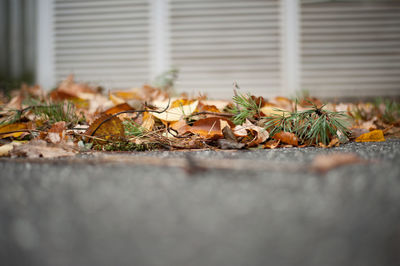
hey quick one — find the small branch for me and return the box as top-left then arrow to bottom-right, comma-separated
90,99 -> 171,136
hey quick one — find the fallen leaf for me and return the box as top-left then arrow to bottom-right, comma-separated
260,105 -> 289,117
263,139 -> 280,149
233,119 -> 269,147
355,130 -> 385,142
151,100 -> 199,122
103,103 -> 135,115
85,114 -> 125,139
188,117 -> 235,139
272,131 -> 298,146
0,122 -> 28,139
46,121 -> 67,144
10,140 -> 76,158
141,111 -> 155,131
169,119 -> 190,135
310,153 -> 364,173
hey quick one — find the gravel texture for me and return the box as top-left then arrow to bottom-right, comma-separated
1,140 -> 400,266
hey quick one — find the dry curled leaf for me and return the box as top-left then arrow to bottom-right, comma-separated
355,130 -> 385,142
233,119 -> 269,147
85,114 -> 125,139
272,131 -> 298,146
310,153 -> 364,173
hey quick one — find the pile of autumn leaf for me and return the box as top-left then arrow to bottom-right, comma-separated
0,75 -> 399,158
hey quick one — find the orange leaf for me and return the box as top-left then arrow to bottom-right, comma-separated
104,103 -> 135,115
0,123 -> 28,139
189,117 -> 234,139
272,131 -> 298,146
85,114 -> 125,139
355,130 -> 385,142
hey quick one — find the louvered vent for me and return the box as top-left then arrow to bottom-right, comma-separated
170,0 -> 282,99
301,1 -> 400,98
53,0 -> 151,89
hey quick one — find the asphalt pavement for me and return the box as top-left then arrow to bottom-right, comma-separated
1,140 -> 400,266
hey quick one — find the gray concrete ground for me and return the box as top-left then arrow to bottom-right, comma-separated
1,140 -> 400,266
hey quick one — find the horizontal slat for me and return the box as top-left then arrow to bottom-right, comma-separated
55,0 -> 140,9
54,5 -> 148,17
171,8 -> 279,18
54,26 -> 148,36
54,32 -> 149,42
56,61 -> 149,70
302,47 -> 400,56
172,51 -> 279,59
54,12 -> 149,23
55,40 -> 147,49
170,1 -> 278,10
55,46 -> 149,56
55,53 -> 149,63
171,28 -> 279,38
172,42 -> 279,52
172,57 -> 280,66
171,15 -> 277,24
302,40 -> 400,49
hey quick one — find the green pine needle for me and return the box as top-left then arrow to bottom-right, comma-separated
231,92 -> 261,125
264,102 -> 351,145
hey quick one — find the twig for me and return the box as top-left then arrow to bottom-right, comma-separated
89,99 -> 171,136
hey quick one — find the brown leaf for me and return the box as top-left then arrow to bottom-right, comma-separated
169,119 -> 190,135
272,131 -> 298,146
46,121 -> 67,144
10,140 -> 76,158
85,114 -> 125,139
310,153 -> 364,173
188,117 -> 235,139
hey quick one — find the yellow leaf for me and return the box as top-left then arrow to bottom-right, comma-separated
355,130 -> 385,142
0,123 -> 28,139
260,105 -> 289,117
151,100 -> 198,122
85,114 -> 125,140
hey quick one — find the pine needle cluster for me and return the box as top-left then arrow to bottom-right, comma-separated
264,103 -> 351,145
231,92 -> 261,125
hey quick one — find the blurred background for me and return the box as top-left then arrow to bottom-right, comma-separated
1,0 -> 400,99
